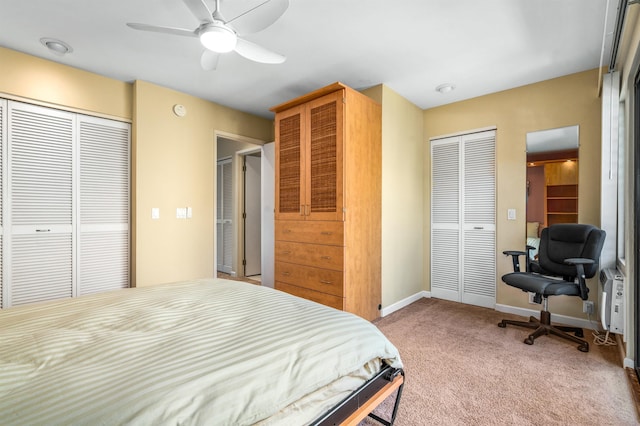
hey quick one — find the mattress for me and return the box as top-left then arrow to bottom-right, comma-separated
0,278 -> 402,425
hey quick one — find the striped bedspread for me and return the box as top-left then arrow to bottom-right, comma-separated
0,278 -> 401,425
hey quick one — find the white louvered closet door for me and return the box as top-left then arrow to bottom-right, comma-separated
0,100 -> 5,308
430,138 -> 461,302
78,115 -> 130,295
430,130 -> 496,308
7,101 -> 75,306
462,131 -> 496,308
216,159 -> 233,274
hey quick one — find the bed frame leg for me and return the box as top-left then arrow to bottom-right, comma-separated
367,370 -> 405,426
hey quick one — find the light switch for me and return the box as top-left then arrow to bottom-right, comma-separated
187,207 -> 192,218
507,208 -> 516,220
176,208 -> 187,219
151,208 -> 160,219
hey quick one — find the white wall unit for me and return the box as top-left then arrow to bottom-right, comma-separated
431,130 -> 496,309
0,100 -> 130,308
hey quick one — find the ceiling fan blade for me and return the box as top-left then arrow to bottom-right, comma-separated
126,23 -> 197,38
201,50 -> 220,71
224,0 -> 289,34
181,0 -> 214,23
234,37 -> 285,64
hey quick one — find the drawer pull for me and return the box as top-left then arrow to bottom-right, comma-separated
282,250 -> 291,255
320,231 -> 333,235
282,272 -> 290,276
283,229 -> 292,233
36,229 -> 51,232
321,256 -> 331,260
319,280 -> 333,285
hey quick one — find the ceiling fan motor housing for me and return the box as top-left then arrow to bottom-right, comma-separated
199,21 -> 237,53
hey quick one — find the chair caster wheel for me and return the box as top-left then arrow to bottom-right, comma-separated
498,322 -> 506,328
524,337 -> 534,345
578,344 -> 589,352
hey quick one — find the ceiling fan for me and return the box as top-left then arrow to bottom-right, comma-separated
127,0 -> 288,70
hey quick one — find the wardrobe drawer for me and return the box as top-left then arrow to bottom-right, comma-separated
276,282 -> 345,311
275,262 -> 344,297
275,220 -> 344,246
275,241 -> 344,271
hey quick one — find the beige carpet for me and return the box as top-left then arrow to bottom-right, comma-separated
217,271 -> 261,285
363,298 -> 637,425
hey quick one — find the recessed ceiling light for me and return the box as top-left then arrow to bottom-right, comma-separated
435,83 -> 455,94
40,38 -> 73,56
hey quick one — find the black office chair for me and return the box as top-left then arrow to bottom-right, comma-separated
498,224 -> 606,352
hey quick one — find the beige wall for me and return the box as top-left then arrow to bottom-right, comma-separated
133,81 -> 273,286
362,85 -> 425,309
423,69 -> 602,318
0,47 -> 132,120
1,46 -> 274,288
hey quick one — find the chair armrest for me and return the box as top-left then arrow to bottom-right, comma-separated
503,250 -> 527,272
563,258 -> 594,300
563,258 -> 595,265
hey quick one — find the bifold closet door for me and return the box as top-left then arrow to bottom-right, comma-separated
216,158 -> 233,274
431,130 -> 496,309
7,102 -> 75,306
78,115 -> 129,295
430,138 -> 461,302
0,100 -> 5,307
1,100 -> 130,308
461,131 -> 496,308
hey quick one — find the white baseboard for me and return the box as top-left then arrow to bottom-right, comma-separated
381,296 -> 599,333
624,357 -> 635,369
381,291 -> 430,317
495,303 -> 596,330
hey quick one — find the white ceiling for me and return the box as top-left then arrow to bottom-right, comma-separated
0,0 -> 619,119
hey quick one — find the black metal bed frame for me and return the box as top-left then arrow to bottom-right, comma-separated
311,365 -> 405,426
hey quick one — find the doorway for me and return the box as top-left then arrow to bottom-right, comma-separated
214,133 -> 267,282
243,152 -> 261,279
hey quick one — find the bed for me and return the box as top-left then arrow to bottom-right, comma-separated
0,278 -> 403,425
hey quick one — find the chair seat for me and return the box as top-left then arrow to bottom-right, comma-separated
502,272 -> 580,296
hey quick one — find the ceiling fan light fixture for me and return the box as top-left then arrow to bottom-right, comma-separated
200,22 -> 237,53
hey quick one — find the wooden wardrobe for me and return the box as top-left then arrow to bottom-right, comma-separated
270,82 -> 382,321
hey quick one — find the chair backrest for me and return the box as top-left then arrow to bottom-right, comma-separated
537,224 -> 606,279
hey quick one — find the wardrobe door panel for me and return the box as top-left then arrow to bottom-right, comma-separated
275,105 -> 304,220
462,131 -> 496,308
0,100 -> 5,308
78,115 -> 130,295
8,102 -> 75,305
11,233 -> 72,305
307,91 -> 343,221
431,138 -> 460,302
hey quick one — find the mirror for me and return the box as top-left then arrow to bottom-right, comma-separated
525,125 -> 579,257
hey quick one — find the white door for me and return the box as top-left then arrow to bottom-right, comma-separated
261,143 -> 275,288
7,101 -> 75,306
0,99 -> 5,307
461,131 -> 496,308
216,158 -> 233,274
431,138 -> 461,302
77,114 -> 130,295
244,154 -> 261,276
431,130 -> 496,308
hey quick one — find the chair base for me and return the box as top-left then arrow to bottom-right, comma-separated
498,310 -> 589,352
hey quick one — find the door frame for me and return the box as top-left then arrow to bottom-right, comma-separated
213,131 -> 266,279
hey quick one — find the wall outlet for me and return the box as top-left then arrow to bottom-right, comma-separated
528,292 -> 537,304
583,300 -> 594,315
